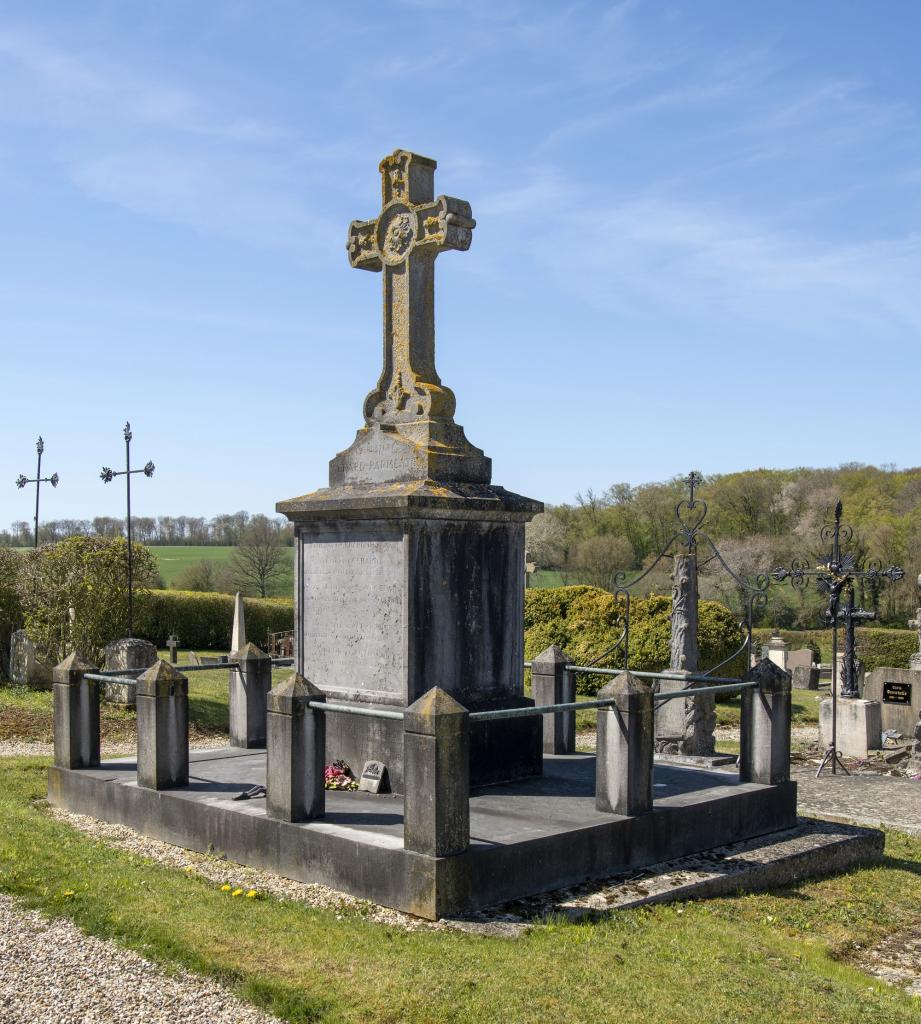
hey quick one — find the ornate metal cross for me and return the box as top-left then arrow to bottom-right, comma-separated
16,436 -> 59,548
100,422 -> 155,638
347,149 -> 476,427
771,500 -> 903,775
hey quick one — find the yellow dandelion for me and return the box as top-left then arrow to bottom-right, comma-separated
61,890 -> 75,898
220,884 -> 232,892
232,888 -> 244,897
245,889 -> 257,899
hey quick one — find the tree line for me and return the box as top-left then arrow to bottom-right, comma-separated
525,464 -> 921,628
0,511 -> 293,548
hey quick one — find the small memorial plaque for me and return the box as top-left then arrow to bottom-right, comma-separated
358,760 -> 388,794
883,680 -> 913,705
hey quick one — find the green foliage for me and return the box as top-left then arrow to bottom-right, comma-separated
0,549 -> 24,676
18,537 -> 159,664
135,590 -> 293,650
752,626 -> 917,671
525,585 -> 746,694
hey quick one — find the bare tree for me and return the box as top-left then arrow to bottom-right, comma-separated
230,516 -> 290,597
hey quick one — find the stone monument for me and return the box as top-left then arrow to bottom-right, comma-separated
908,575 -> 921,670
278,150 -> 543,790
654,551 -> 716,755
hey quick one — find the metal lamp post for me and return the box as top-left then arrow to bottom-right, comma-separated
101,422 -> 155,637
15,436 -> 59,547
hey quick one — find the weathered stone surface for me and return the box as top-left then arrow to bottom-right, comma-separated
595,673 -> 653,816
531,645 -> 574,754
864,667 -> 921,739
136,661 -> 188,790
787,648 -> 814,673
792,663 -> 819,691
52,652 -> 100,769
331,150 -> 488,487
104,637 -> 157,673
740,659 -> 791,785
266,673 -> 325,822
229,642 -> 271,749
403,687 -> 469,857
764,633 -> 790,672
819,698 -> 882,759
231,592 -> 246,652
10,630 -> 53,690
655,554 -> 714,756
909,712 -> 921,775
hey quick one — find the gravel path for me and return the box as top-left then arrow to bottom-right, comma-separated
0,893 -> 283,1024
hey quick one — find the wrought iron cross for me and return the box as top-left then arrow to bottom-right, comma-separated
347,149 -> 476,426
100,422 -> 155,638
771,500 -> 903,775
15,436 -> 59,548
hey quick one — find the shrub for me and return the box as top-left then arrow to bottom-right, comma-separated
752,626 -> 917,671
0,548 -> 24,678
525,585 -> 747,695
18,536 -> 159,664
135,590 -> 293,650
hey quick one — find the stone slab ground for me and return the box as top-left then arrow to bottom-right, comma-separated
49,748 -> 797,920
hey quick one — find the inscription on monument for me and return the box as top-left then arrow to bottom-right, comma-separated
883,680 -> 912,705
301,532 -> 405,702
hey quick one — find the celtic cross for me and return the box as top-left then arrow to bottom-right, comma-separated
347,149 -> 476,427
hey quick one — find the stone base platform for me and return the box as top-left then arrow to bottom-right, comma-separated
48,750 -> 797,920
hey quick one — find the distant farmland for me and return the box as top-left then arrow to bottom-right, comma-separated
150,546 -> 295,592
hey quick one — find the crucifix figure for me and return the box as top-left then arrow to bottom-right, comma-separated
15,436 -> 59,548
837,589 -> 875,698
332,150 -> 490,488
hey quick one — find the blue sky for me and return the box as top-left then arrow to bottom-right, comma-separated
2,0 -> 920,528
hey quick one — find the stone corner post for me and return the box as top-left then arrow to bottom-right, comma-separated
52,652 -> 100,769
230,642 -> 272,749
136,660 -> 189,790
595,672 -> 654,816
740,658 -> 791,785
531,645 -> 575,754
266,672 -> 325,822
403,687 -> 470,857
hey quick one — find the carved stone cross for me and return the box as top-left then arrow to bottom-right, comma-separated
346,149 -> 476,427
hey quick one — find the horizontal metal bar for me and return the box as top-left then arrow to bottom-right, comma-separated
470,697 -> 619,722
654,681 -> 759,702
566,665 -> 745,685
84,673 -> 135,685
181,661 -> 240,672
523,661 -> 532,669
308,700 -> 404,721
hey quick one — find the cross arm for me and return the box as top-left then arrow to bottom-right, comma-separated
414,196 -> 476,254
346,218 -> 382,271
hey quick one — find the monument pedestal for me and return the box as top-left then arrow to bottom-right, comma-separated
819,698 -> 881,759
278,482 -> 543,791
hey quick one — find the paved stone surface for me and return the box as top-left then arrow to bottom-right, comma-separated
794,766 -> 921,836
0,892 -> 282,1024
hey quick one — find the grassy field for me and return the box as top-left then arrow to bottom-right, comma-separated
0,757 -> 918,1022
150,546 -> 294,589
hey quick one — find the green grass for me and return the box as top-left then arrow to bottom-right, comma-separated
150,546 -> 293,590
0,757 -> 919,1022
0,651 -> 292,742
716,687 -> 823,728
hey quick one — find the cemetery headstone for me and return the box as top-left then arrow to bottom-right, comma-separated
231,592 -> 246,652
358,760 -> 389,794
277,149 -> 543,791
864,667 -> 921,740
166,634 -> 180,664
103,637 -> 157,704
9,630 -> 53,690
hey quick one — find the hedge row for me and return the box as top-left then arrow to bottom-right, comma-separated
525,586 -> 748,695
135,590 -> 294,651
752,626 -> 917,672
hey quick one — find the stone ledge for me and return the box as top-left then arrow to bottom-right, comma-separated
277,481 -> 542,522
